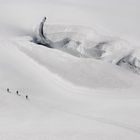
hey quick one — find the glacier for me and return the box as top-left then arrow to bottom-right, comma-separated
34,19 -> 140,74
0,0 -> 140,140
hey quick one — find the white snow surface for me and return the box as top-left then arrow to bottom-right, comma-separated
0,0 -> 140,140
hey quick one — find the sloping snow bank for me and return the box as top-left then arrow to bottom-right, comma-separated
12,36 -> 140,90
1,37 -> 140,140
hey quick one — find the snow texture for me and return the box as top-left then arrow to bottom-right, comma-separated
0,0 -> 140,140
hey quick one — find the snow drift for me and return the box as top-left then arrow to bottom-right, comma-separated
1,0 -> 140,140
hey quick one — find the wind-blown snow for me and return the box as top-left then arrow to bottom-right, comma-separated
34,24 -> 140,73
0,0 -> 140,140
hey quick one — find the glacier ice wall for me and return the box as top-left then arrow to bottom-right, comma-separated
34,23 -> 140,74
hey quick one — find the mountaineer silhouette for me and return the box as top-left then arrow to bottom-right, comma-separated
16,90 -> 20,96
7,88 -> 10,93
26,95 -> 28,100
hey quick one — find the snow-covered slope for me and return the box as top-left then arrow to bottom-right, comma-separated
0,0 -> 140,140
1,37 -> 140,140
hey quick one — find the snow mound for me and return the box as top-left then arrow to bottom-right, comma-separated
34,24 -> 140,73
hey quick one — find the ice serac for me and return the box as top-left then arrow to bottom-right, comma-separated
33,17 -> 54,48
34,19 -> 140,74
34,17 -> 71,49
116,51 -> 140,73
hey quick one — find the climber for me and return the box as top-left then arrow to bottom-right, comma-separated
16,90 -> 20,96
26,95 -> 28,100
7,88 -> 10,93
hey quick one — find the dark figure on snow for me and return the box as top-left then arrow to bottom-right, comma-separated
7,88 -> 10,93
26,95 -> 28,100
16,90 -> 20,96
